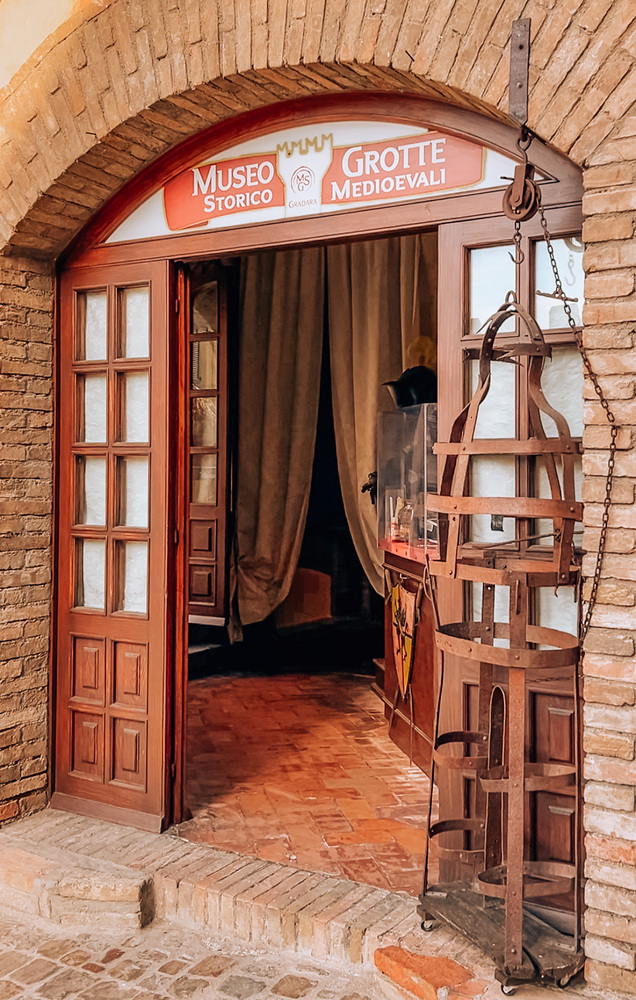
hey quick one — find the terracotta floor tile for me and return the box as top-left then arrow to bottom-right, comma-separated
340,859 -> 392,889
182,672 -> 433,895
336,820 -> 397,846
335,798 -> 377,821
392,824 -> 428,855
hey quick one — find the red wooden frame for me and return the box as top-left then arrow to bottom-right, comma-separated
53,261 -> 171,830
62,93 -> 582,269
55,92 -> 583,830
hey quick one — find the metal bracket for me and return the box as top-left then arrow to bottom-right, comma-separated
509,19 -> 531,125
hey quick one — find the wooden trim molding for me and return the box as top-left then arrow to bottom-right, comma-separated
62,93 -> 582,269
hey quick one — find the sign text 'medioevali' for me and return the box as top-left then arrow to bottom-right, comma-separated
162,129 -> 484,231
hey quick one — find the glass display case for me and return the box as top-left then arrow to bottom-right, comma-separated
377,403 -> 438,563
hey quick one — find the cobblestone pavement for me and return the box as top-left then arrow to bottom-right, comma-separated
0,911 -> 379,1000
0,904 -> 615,1000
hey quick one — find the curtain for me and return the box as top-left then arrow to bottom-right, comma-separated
327,235 -> 437,594
235,248 -> 325,625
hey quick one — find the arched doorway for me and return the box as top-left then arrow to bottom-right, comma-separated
52,94 -> 583,870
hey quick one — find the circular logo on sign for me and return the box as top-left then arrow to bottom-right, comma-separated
291,166 -> 315,193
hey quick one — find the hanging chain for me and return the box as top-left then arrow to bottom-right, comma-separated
511,218 -> 524,269
537,190 -> 617,638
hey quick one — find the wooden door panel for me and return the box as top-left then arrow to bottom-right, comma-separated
71,636 -> 105,705
535,795 -> 575,862
184,264 -> 232,624
113,641 -> 148,709
533,695 -> 575,765
71,712 -> 104,780
190,521 -> 217,557
54,262 -> 170,830
112,718 -> 147,789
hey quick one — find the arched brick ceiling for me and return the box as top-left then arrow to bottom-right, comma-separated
0,0 -> 633,257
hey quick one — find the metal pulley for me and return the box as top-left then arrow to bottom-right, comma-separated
502,161 -> 539,221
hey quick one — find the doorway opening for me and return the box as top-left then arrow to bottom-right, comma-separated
178,231 -> 439,895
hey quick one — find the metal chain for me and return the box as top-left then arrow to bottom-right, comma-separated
512,218 -> 524,268
537,192 -> 617,638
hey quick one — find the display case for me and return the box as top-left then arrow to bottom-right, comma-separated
377,403 -> 438,563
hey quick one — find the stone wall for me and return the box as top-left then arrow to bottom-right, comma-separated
0,0 -> 635,990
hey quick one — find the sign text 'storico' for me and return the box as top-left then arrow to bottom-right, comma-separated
163,128 -> 484,232
107,121 -> 517,243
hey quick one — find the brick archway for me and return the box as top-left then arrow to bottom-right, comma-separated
0,0 -> 633,257
1,3 -> 635,992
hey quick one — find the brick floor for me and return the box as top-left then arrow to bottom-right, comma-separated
180,674 -> 438,896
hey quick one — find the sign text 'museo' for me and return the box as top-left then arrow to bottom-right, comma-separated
162,128 -> 484,232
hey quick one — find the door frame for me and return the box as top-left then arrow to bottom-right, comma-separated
54,92 -> 583,830
52,259 -> 173,831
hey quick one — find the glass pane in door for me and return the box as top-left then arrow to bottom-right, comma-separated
538,346 -> 584,438
471,582 -> 510,647
470,359 -> 516,439
119,286 -> 150,358
191,340 -> 218,389
535,237 -> 584,329
468,358 -> 516,544
469,456 -> 516,543
119,372 -> 149,442
535,345 -> 583,542
78,375 -> 108,442
75,539 -> 106,609
537,586 -> 579,643
77,290 -> 107,361
116,457 -> 149,528
76,456 -> 107,525
116,540 -> 148,613
192,282 -> 218,334
469,246 -> 515,334
191,397 -> 218,447
191,454 -> 217,504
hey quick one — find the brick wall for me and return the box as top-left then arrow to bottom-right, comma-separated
0,0 -> 635,989
581,134 -> 636,995
0,256 -> 53,824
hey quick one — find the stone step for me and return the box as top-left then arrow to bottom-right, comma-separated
0,828 -> 153,929
0,809 -> 439,969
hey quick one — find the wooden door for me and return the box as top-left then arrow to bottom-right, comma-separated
436,210 -> 583,903
53,261 -> 171,831
177,261 -> 236,625
181,263 -> 233,624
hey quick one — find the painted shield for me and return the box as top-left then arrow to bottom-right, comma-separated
391,583 -> 417,696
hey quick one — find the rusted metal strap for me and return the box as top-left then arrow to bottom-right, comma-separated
428,494 -> 583,521
429,818 -> 486,863
478,861 -> 576,900
435,622 -> 579,669
480,762 -> 576,793
435,438 -> 581,456
428,558 -> 578,587
433,730 -> 488,770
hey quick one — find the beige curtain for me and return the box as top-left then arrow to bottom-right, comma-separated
327,235 -> 437,593
236,248 -> 325,625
